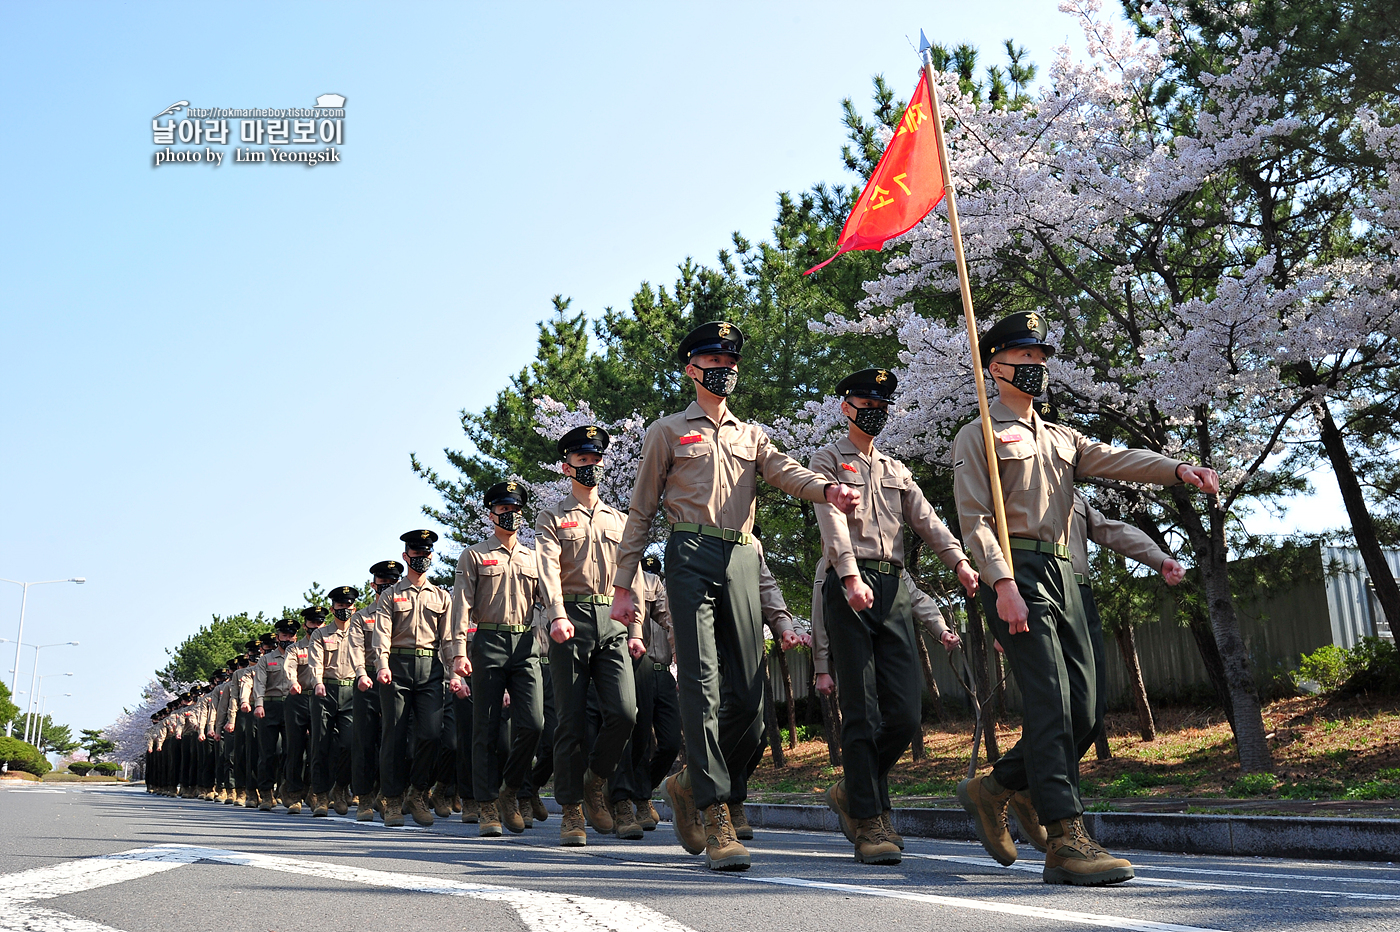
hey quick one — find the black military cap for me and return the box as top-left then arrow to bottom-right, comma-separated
1034,397 -> 1060,424
836,368 -> 898,402
225,657 -> 240,671
641,554 -> 662,575
236,655 -> 251,668
484,480 -> 526,509
275,618 -> 300,636
369,560 -> 404,579
677,320 -> 744,363
557,425 -> 610,459
300,606 -> 327,626
178,692 -> 192,702
328,585 -> 359,604
980,311 -> 1056,367
244,638 -> 259,653
400,529 -> 438,551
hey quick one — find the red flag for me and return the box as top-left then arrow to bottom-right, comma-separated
805,75 -> 945,274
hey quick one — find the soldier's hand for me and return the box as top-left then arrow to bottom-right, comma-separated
826,482 -> 861,515
843,575 -> 875,611
1176,464 -> 1220,494
314,684 -> 326,697
356,675 -> 373,692
779,629 -> 802,651
941,630 -> 962,651
610,586 -> 636,623
993,639 -> 1005,654
993,578 -> 1029,634
289,683 -> 301,695
452,655 -> 471,678
502,690 -> 512,709
956,559 -> 979,596
254,707 -> 265,719
240,702 -> 251,713
550,617 -> 575,643
224,723 -> 234,733
1161,558 -> 1186,586
628,637 -> 646,659
816,673 -> 835,697
377,667 -> 392,685
448,676 -> 470,698
198,734 -> 205,742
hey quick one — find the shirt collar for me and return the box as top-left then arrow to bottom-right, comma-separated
684,400 -> 741,430
834,435 -> 881,463
990,399 -> 1033,430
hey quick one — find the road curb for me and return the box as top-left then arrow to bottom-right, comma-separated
543,796 -> 1398,863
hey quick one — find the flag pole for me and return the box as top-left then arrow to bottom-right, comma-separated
919,31 -> 1014,577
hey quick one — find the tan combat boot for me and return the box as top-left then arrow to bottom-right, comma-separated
460,799 -> 479,824
406,788 -> 434,826
231,789 -> 243,806
560,802 -> 587,847
520,796 -> 533,829
729,801 -> 754,840
498,787 -> 526,834
880,810 -> 904,850
259,790 -> 274,812
612,799 -> 643,840
286,795 -> 303,815
214,788 -> 226,804
825,780 -> 856,844
332,785 -> 350,816
528,792 -> 548,824
956,774 -> 1018,865
356,795 -> 376,822
1009,791 -> 1049,853
1043,817 -> 1134,886
382,795 -> 405,827
853,816 -> 902,865
429,783 -> 453,819
244,789 -> 259,809
638,799 -> 659,831
663,769 -> 705,855
478,799 -> 503,837
580,769 -> 614,833
702,804 -> 750,871
312,792 -> 329,818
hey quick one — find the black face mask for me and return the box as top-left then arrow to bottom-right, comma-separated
492,510 -> 522,532
333,607 -> 351,621
694,365 -> 738,397
571,463 -> 604,487
849,406 -> 889,437
407,554 -> 432,573
998,362 -> 1049,397
372,579 -> 397,594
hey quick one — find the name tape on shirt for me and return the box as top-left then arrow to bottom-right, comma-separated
394,596 -> 409,603
998,431 -> 1024,443
679,433 -> 704,445
560,521 -> 579,529
482,558 -> 499,566
840,462 -> 859,472
267,661 -> 279,668
297,649 -> 308,661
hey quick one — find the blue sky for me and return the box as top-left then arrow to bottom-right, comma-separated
0,1 -> 1331,738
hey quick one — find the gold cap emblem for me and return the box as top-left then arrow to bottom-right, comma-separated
875,370 -> 889,383
506,481 -> 517,491
717,322 -> 732,338
1026,312 -> 1041,332
585,426 -> 597,438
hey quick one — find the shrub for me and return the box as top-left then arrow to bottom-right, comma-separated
92,762 -> 121,776
1296,645 -> 1349,692
67,761 -> 92,776
0,736 -> 52,776
1339,637 -> 1400,696
1230,773 -> 1279,797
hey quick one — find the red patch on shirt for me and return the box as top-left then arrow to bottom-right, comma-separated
998,431 -> 1024,443
297,650 -> 308,661
482,559 -> 499,566
840,462 -> 858,472
560,521 -> 579,529
394,597 -> 409,603
267,661 -> 279,668
679,433 -> 703,444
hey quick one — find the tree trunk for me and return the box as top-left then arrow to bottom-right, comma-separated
914,626 -> 944,722
819,689 -> 843,768
992,645 -> 1007,718
1315,400 -> 1400,633
776,644 -> 798,749
964,595 -> 1000,763
1094,730 -> 1112,761
1115,624 -> 1156,742
1186,612 -> 1236,731
763,650 -> 785,769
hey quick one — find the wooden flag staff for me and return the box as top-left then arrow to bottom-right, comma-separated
919,30 -> 1014,577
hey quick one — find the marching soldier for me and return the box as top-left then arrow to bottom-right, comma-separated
235,641 -> 262,807
371,530 -> 459,828
283,606 -> 326,814
214,659 -> 240,802
953,311 -> 1218,886
517,607 -> 555,827
252,620 -> 298,810
349,560 -> 400,821
538,426 -> 645,846
308,587 -> 361,816
449,480 -> 544,838
610,321 -> 861,870
810,367 -> 977,864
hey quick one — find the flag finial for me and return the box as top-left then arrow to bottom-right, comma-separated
918,29 -> 931,54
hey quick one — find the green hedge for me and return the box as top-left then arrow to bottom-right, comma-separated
0,736 -> 52,776
1297,637 -> 1400,696
92,762 -> 121,776
67,761 -> 92,776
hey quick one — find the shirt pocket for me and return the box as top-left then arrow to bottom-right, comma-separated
878,474 -> 906,514
731,439 -> 759,488
995,442 -> 1039,492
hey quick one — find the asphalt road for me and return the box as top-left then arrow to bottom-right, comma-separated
1,782 -> 1397,932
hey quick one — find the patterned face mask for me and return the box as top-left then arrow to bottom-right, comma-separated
694,364 -> 738,397
407,554 -> 433,573
999,362 -> 1049,397
492,510 -> 522,532
333,607 -> 351,621
849,406 -> 889,437
571,463 -> 604,488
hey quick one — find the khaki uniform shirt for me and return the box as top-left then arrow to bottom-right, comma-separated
952,398 -> 1182,586
537,492 -> 644,638
252,645 -> 292,708
309,621 -> 358,682
810,555 -> 950,675
754,538 -> 794,639
614,400 -> 833,594
449,536 -> 542,654
154,719 -> 168,751
236,664 -> 256,708
217,680 -> 237,731
347,606 -> 377,680
1070,492 -> 1170,579
368,577 -> 459,669
638,571 -> 673,664
284,633 -> 320,693
811,437 -> 967,580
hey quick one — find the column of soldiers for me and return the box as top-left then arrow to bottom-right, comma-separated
142,316 -> 1218,887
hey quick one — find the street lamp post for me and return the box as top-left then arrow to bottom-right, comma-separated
26,671 -> 73,746
0,577 -> 84,737
3,639 -> 79,741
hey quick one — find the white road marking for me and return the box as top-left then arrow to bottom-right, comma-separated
1129,861 -> 1400,887
750,876 -> 1231,932
0,904 -> 131,931
0,852 -> 192,932
904,853 -> 1400,901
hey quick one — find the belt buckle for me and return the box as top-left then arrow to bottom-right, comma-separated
878,560 -> 892,575
722,527 -> 737,542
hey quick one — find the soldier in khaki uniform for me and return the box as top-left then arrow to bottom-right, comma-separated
214,659 -> 240,802
283,607 -> 326,813
538,425 -> 646,846
252,620 -> 299,810
449,480 -> 544,837
235,642 -> 262,806
349,560 -> 400,821
810,368 -> 977,864
370,529 -> 459,828
615,554 -> 678,833
610,321 -> 861,871
953,311 -> 1218,885
308,587 -> 361,816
